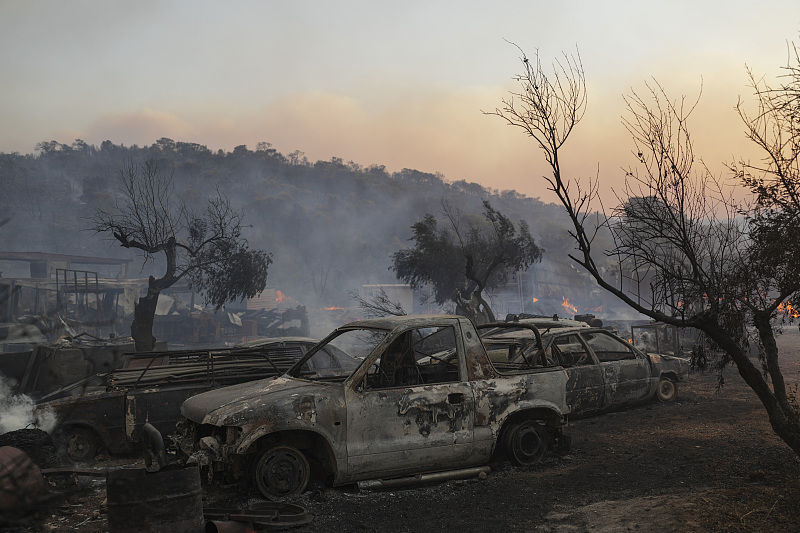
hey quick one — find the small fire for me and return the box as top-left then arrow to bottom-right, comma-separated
532,297 -> 539,303
323,306 -> 345,311
561,296 -> 578,314
778,301 -> 800,319
275,290 -> 286,303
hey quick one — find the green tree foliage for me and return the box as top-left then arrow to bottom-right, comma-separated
392,201 -> 543,323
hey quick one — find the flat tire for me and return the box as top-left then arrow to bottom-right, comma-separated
657,378 -> 677,402
504,420 -> 549,466
254,445 -> 310,500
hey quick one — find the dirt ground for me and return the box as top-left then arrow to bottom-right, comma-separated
6,329 -> 800,532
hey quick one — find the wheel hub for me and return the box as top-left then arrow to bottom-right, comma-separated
261,452 -> 304,494
517,426 -> 543,459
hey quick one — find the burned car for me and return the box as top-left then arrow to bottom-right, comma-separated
172,315 -> 570,499
38,337 -> 317,461
480,324 -> 690,412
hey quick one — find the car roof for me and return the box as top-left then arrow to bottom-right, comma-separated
234,336 -> 318,348
342,314 -> 463,330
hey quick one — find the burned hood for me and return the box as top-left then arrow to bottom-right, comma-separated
180,376 -> 325,427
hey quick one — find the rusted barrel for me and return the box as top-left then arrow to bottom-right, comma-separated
106,466 -> 203,533
0,446 -> 46,515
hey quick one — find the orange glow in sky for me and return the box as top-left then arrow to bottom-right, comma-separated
0,1 -> 795,203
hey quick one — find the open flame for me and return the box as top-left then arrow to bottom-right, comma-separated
532,297 -> 539,303
561,296 -> 578,314
323,306 -> 345,311
275,290 -> 286,303
778,301 -> 800,319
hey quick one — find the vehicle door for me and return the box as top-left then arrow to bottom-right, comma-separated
548,332 -> 606,415
580,330 -> 651,407
345,324 -> 474,478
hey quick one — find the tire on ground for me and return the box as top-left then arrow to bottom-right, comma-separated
656,377 -> 678,402
63,426 -> 98,462
253,444 -> 311,500
503,419 -> 551,466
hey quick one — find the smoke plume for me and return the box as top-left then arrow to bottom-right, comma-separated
0,374 -> 57,434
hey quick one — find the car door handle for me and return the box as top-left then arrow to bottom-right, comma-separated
448,393 -> 465,404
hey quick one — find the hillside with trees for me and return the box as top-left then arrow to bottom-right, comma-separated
0,139 -> 614,320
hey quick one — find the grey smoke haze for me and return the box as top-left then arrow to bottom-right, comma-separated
0,140 -> 644,335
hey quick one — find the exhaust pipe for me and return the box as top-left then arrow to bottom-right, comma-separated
357,465 -> 490,490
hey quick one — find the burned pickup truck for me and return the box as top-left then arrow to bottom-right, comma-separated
37,338 -> 317,461
172,315 -> 571,499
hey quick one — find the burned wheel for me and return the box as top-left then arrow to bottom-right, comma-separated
65,427 -> 98,462
504,420 -> 549,466
657,378 -> 677,402
254,445 -> 310,500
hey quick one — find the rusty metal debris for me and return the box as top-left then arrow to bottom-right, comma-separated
204,503 -> 312,530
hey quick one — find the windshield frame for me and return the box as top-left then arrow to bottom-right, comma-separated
287,325 -> 391,380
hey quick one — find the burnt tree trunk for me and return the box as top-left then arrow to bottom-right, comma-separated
131,285 -> 160,352
708,323 -> 800,457
131,241 -> 178,352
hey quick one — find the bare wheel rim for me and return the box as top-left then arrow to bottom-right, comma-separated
255,446 -> 310,499
657,379 -> 676,401
509,421 -> 546,465
66,428 -> 96,462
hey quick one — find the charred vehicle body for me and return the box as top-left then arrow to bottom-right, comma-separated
172,315 -> 571,499
37,338 -> 317,461
480,324 -> 690,411
172,317 -> 688,500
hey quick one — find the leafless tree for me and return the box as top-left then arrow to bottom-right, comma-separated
350,288 -> 407,318
93,161 -> 271,351
490,45 -> 800,456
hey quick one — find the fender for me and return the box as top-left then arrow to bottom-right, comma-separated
235,419 -> 340,457
493,400 -> 565,433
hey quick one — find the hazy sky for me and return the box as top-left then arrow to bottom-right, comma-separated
1,1 -> 798,201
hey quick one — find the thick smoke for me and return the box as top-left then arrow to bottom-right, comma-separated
0,374 -> 57,434
0,140 -> 641,339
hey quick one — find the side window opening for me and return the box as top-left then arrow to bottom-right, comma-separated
551,334 -> 593,367
485,339 -> 554,373
581,331 -> 637,362
362,326 -> 460,390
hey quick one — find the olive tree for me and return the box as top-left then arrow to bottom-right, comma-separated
392,200 -> 543,324
93,161 -> 271,351
489,45 -> 800,456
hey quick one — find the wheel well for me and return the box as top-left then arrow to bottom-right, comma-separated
659,371 -> 679,382
252,430 -> 337,482
501,407 -> 562,429
496,408 -> 562,451
58,422 -> 101,443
